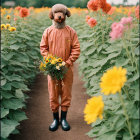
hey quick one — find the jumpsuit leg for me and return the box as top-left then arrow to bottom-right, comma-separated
48,75 -> 61,112
61,66 -> 73,111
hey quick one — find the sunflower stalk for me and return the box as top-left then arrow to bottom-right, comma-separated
118,91 -> 134,140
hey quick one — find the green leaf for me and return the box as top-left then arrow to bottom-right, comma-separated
115,58 -> 129,67
2,99 -> 25,110
1,119 -> 19,138
1,108 -> 9,118
15,89 -> 24,98
96,131 -> 117,140
4,52 -> 16,61
1,83 -> 12,90
1,91 -> 14,99
11,129 -> 20,135
123,132 -> 131,140
11,82 -> 29,91
91,119 -> 102,127
1,79 -> 7,86
9,110 -> 28,121
6,74 -> 23,82
9,44 -> 20,50
127,73 -> 139,83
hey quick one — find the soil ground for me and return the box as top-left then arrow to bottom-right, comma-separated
11,64 -> 92,140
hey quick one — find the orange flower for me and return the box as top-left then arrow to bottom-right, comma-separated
135,6 -> 139,19
19,7 -> 29,18
102,3 -> 112,14
87,0 -> 98,11
97,0 -> 106,9
107,7 -> 116,15
15,6 -> 22,11
128,9 -> 132,17
86,15 -> 91,22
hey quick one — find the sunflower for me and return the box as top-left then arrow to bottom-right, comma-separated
5,24 -> 11,29
100,66 -> 127,95
6,15 -> 11,20
9,27 -> 16,32
45,59 -> 49,63
1,24 -> 6,30
57,58 -> 62,62
84,96 -> 104,124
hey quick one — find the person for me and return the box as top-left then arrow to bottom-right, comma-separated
40,4 -> 80,131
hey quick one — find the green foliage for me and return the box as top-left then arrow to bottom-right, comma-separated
68,10 -> 140,140
1,11 -> 52,139
2,0 -> 89,8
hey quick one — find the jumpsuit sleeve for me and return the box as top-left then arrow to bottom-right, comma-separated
40,29 -> 49,57
66,31 -> 80,66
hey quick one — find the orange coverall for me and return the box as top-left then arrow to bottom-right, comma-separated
40,25 -> 80,112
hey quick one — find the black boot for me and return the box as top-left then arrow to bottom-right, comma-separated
49,112 -> 59,131
60,110 -> 70,131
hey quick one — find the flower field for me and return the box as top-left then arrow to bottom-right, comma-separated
1,3 -> 139,140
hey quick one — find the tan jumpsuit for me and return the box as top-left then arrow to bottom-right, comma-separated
40,25 -> 80,112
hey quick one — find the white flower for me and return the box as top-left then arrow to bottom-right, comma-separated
56,66 -> 60,70
62,61 -> 66,66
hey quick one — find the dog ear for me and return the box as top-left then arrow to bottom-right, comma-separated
66,8 -> 71,17
49,9 -> 54,19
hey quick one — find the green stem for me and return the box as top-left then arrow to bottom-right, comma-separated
122,87 -> 131,101
98,10 -> 105,44
126,27 -> 138,73
118,91 -> 134,140
122,37 -> 134,68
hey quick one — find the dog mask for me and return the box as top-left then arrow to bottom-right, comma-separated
49,4 -> 71,23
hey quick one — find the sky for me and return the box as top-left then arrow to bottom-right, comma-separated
107,0 -> 139,5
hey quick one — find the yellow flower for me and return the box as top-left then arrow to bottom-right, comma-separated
84,96 -> 104,124
51,60 -> 56,64
47,54 -> 53,60
57,58 -> 62,62
9,27 -> 16,32
6,15 -> 11,20
5,24 -> 11,29
39,62 -> 45,71
56,66 -> 60,70
100,66 -> 127,95
1,24 -> 6,30
45,59 -> 49,63
43,64 -> 46,67
59,63 -> 62,67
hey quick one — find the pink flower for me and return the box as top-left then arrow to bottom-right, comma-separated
120,17 -> 133,25
111,22 -> 118,29
14,17 -> 17,21
110,23 -> 124,40
87,18 -> 97,28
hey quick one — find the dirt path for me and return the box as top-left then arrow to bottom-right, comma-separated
11,64 -> 92,140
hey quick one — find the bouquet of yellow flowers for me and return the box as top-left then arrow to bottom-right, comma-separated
39,54 -> 68,80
